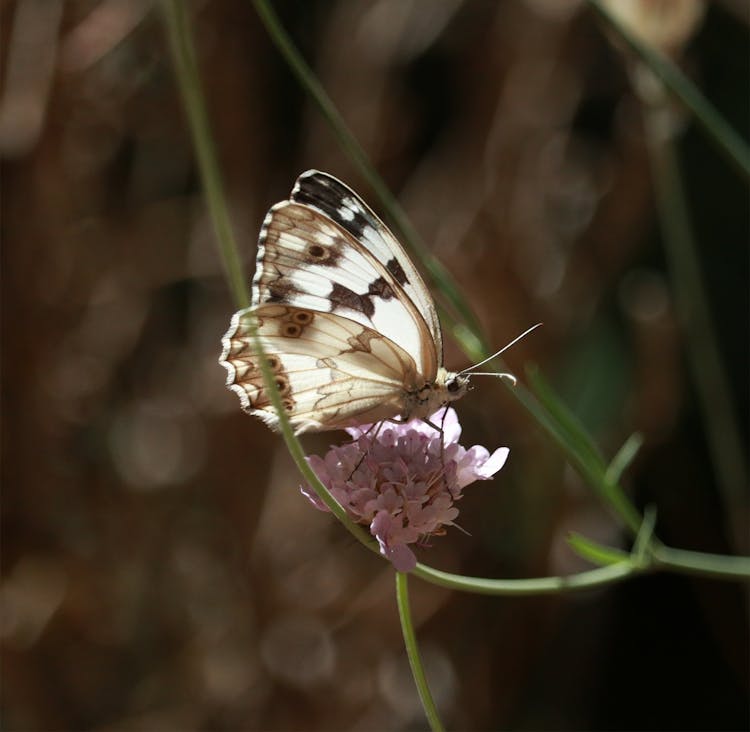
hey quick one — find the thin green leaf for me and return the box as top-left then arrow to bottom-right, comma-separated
568,533 -> 632,566
606,432 -> 644,484
632,505 -> 658,566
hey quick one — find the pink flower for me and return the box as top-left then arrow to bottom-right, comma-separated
300,408 -> 509,572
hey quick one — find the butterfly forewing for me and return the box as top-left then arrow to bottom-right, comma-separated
291,171 -> 443,357
253,196 -> 438,378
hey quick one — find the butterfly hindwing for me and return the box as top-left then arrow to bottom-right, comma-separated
221,305 -> 419,432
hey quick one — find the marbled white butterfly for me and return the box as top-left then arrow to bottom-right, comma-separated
220,170 -> 531,434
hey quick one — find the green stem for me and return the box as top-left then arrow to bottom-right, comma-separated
396,573 -> 445,732
161,0 -> 249,309
413,561 -> 642,595
654,546 -> 750,580
586,0 -> 750,180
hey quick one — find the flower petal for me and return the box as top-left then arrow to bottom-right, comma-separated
455,445 -> 509,486
435,407 -> 462,444
387,544 -> 418,572
479,446 -> 510,477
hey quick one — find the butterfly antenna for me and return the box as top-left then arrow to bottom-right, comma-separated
459,322 -> 543,376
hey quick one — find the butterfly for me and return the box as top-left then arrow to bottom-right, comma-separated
219,170 -> 530,434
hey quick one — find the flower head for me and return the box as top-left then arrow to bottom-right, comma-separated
300,408 -> 509,572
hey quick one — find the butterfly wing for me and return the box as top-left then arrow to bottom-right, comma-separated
252,195 -> 439,379
221,305 -> 420,433
291,170 -> 443,358
220,170 -> 447,432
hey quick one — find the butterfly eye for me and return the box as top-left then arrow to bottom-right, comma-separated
447,375 -> 468,395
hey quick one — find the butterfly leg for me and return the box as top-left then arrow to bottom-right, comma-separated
419,409 -> 451,487
385,416 -> 407,425
343,420 -> 381,445
346,420 -> 386,481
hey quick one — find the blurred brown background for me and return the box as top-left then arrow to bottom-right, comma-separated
2,1 -> 748,730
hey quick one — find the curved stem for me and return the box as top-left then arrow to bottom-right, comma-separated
413,561 -> 643,595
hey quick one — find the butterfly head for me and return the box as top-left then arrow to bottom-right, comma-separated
444,370 -> 470,401
436,367 -> 470,405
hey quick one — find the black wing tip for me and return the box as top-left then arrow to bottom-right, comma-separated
293,169 -> 353,198
297,169 -> 331,182
294,169 -> 333,194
